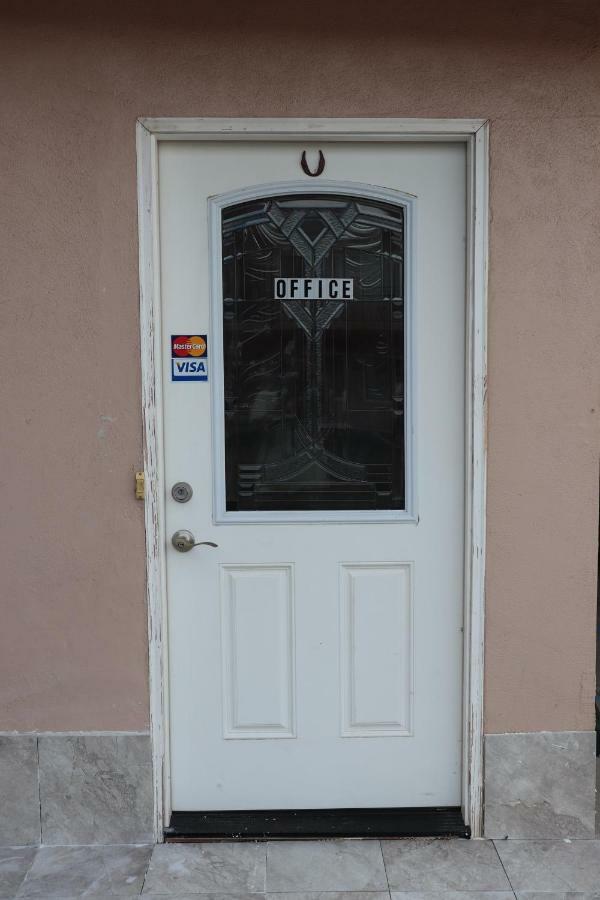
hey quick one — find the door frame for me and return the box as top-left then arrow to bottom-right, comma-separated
136,117 -> 489,841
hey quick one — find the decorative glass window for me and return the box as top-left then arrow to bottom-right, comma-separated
215,190 -> 412,520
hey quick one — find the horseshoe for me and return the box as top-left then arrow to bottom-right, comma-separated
301,150 -> 325,177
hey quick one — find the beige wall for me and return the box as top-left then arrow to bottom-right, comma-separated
1,0 -> 598,734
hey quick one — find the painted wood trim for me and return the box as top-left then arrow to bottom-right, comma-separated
138,116 -> 487,139
136,116 -> 489,839
136,121 -> 169,841
461,122 -> 489,837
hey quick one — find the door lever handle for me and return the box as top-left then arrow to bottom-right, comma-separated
171,530 -> 218,553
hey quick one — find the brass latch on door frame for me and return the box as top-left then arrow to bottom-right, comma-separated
135,471 -> 145,500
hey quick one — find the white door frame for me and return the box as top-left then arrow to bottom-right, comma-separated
136,117 -> 489,841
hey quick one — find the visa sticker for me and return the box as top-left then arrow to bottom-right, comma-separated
171,334 -> 208,381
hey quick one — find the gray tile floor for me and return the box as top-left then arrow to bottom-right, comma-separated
2,838 -> 600,900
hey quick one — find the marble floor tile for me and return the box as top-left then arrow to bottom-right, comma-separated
268,893 -> 390,900
137,895 -> 265,900
516,893 -> 600,900
390,894 -> 515,900
142,843 -> 266,895
381,839 -> 511,891
15,844 -> 152,898
494,840 -> 600,892
0,847 -> 37,899
266,840 -> 388,892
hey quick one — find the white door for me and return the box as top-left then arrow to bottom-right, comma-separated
159,139 -> 466,811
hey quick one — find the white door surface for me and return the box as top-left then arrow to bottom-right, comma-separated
159,140 -> 466,810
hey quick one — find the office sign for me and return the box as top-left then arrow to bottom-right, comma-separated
274,278 -> 354,300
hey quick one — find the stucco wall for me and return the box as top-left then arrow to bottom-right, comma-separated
1,0 -> 598,733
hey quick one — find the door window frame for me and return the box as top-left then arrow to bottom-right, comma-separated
136,117 -> 489,840
209,181 -> 417,524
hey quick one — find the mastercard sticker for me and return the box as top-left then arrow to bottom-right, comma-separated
171,334 -> 208,381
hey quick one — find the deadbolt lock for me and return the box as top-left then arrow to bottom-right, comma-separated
172,482 -> 193,503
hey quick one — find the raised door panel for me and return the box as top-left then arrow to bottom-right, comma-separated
220,565 -> 295,739
340,563 -> 413,737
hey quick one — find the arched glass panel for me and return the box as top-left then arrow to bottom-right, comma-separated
221,193 -> 406,513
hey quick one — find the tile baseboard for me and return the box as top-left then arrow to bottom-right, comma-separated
0,731 -> 153,846
484,730 -> 597,839
0,735 -> 40,845
3,728 -> 595,845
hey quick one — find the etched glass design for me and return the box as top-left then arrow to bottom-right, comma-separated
221,194 -> 405,512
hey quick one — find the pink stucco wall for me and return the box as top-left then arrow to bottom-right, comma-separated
1,0 -> 598,733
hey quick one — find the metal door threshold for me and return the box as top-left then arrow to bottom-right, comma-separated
166,807 -> 469,840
